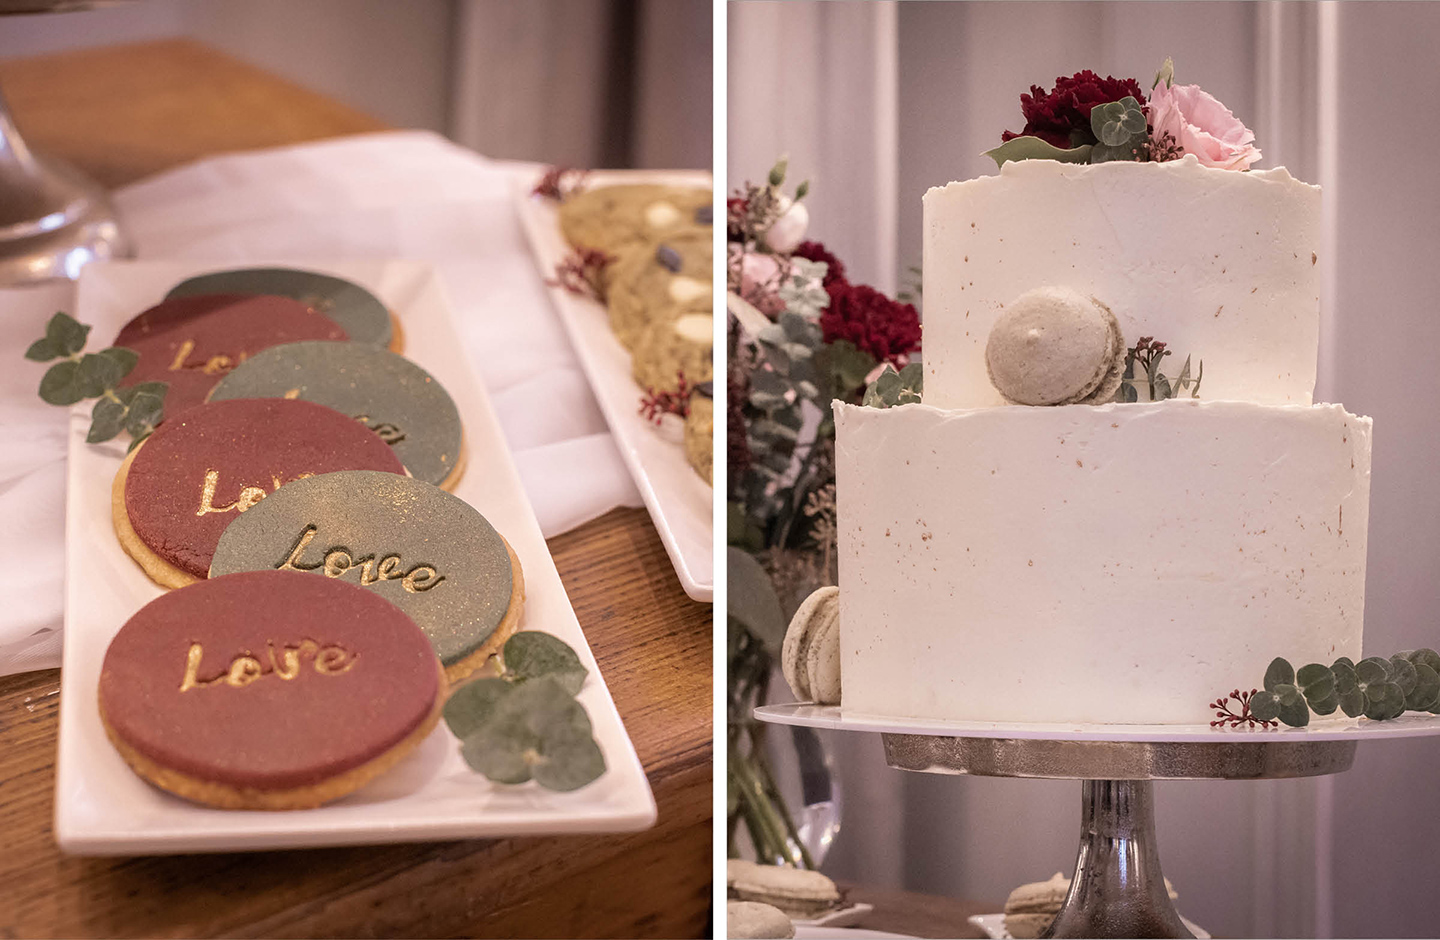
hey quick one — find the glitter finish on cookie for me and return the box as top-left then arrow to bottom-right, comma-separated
166,268 -> 393,348
209,341 -> 463,488
99,570 -> 440,794
209,470 -> 518,674
121,398 -> 406,580
114,293 -> 348,415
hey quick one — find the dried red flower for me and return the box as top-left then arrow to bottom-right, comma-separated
639,371 -> 693,424
1209,688 -> 1278,729
1001,71 -> 1147,148
793,240 -> 847,287
547,247 -> 614,303
820,282 -> 921,366
532,165 -> 589,200
727,197 -> 750,243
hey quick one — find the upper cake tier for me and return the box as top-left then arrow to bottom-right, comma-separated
923,155 -> 1321,408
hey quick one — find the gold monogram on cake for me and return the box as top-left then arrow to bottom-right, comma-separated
277,525 -> 445,593
178,639 -> 356,691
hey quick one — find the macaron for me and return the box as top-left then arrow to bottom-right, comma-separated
726,858 -> 841,920
166,267 -> 398,350
781,586 -> 841,705
727,900 -> 795,939
985,287 -> 1125,406
1004,871 -> 1070,939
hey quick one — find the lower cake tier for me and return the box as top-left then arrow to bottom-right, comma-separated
833,398 -> 1372,725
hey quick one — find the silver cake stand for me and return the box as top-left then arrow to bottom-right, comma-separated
755,703 -> 1440,939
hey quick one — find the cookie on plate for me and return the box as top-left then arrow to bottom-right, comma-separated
683,382 -> 713,486
607,234 -> 712,350
113,397 -> 406,589
114,293 -> 348,415
208,341 -> 465,489
632,310 -> 712,395
557,183 -> 711,258
166,267 -> 400,351
98,570 -> 445,810
727,900 -> 795,939
209,470 -> 524,682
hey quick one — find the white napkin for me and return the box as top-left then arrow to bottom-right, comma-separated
0,131 -> 643,677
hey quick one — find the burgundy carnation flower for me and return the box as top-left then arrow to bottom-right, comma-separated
1001,71 -> 1147,148
793,240 -> 847,287
820,282 -> 921,366
727,197 -> 749,243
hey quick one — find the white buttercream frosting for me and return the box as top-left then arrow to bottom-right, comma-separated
923,155 -> 1321,408
834,399 -> 1371,725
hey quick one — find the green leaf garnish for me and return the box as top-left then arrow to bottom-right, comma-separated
26,312 -> 165,444
443,633 -> 605,792
501,630 -> 588,695
1091,96 -> 1147,148
1229,647 -> 1440,727
862,362 -> 923,408
983,136 -> 1093,168
39,360 -> 86,405
87,395 -> 128,444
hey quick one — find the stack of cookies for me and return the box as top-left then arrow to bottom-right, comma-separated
555,182 -> 715,484
98,266 -> 530,810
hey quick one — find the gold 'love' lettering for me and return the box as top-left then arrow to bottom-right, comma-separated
168,339 -> 245,376
353,414 -> 406,444
276,525 -> 445,594
195,470 -> 315,517
178,639 -> 356,691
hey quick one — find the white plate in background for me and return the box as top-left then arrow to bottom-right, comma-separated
54,259 -> 655,854
512,168 -> 714,602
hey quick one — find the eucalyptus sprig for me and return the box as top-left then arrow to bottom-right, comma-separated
1243,650 -> 1440,727
862,362 -> 923,408
26,311 -> 166,450
1090,96 -> 1148,162
441,631 -> 606,792
1115,336 -> 1202,402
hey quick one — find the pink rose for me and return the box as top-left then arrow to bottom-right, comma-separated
1148,80 -> 1261,170
736,249 -> 789,318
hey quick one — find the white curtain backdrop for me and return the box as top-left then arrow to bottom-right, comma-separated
731,2 -> 1440,936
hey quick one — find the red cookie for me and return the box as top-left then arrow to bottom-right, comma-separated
114,397 -> 405,588
114,293 -> 348,415
98,570 -> 445,810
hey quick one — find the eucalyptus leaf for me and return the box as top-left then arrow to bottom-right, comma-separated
1308,691 -> 1340,716
727,546 -> 787,655
1407,648 -> 1440,673
44,311 -> 90,357
1249,690 -> 1282,722
1276,685 -> 1310,727
1406,662 -> 1440,712
1338,687 -> 1367,718
38,360 -> 86,406
443,677 -> 513,740
983,136 -> 1093,168
1331,660 -> 1359,694
87,396 -> 127,444
1389,655 -> 1419,696
97,346 -> 139,380
503,631 -> 588,694
24,336 -> 62,362
1091,96 -> 1147,147
1264,657 -> 1295,692
1296,663 -> 1335,700
1356,656 -> 1393,685
1090,143 -> 1137,164
76,351 -> 126,399
1364,681 -> 1407,720
530,727 -> 607,792
1153,373 -> 1172,401
460,723 -> 533,783
1333,655 -> 1356,671
1117,382 -> 1138,403
125,391 -> 165,438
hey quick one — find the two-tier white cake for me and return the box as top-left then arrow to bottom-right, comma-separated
834,155 -> 1372,725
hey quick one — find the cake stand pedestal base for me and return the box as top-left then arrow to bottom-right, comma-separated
881,734 -> 1358,940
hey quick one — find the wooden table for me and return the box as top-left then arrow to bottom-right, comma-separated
0,39 -> 712,939
839,882 -> 992,938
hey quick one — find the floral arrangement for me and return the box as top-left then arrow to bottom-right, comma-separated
987,58 -> 1261,171
726,159 -> 921,867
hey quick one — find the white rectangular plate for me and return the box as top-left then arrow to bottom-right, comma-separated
54,259 -> 656,855
512,168 -> 714,601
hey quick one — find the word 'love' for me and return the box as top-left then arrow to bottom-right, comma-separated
178,639 -> 355,691
196,469 -> 314,517
169,339 -> 246,376
276,525 -> 445,594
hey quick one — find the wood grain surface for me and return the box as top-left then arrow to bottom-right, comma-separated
838,881 -> 993,939
0,40 -> 712,939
